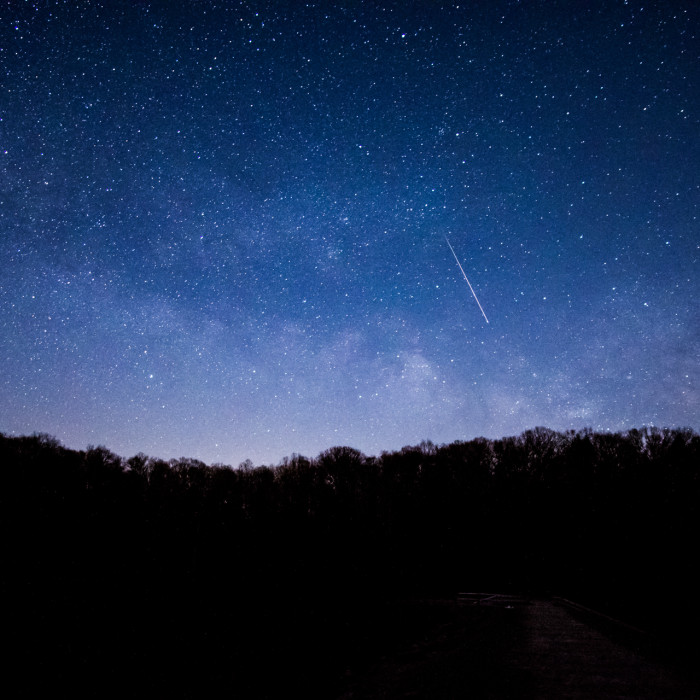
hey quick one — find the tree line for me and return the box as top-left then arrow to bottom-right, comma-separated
3,426 -> 698,697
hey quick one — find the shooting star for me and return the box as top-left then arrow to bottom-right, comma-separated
445,237 -> 490,324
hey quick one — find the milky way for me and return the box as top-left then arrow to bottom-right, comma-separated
1,1 -> 698,466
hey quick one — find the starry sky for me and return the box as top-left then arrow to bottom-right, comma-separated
2,0 -> 698,467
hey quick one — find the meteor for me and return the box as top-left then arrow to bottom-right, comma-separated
445,237 -> 490,324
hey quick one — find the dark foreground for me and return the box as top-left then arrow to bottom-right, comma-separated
10,589 -> 700,698
336,595 -> 700,699
4,430 -> 699,697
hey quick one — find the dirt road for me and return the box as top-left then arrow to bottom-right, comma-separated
337,596 -> 699,699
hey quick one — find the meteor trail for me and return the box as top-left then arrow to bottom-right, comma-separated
445,237 -> 490,324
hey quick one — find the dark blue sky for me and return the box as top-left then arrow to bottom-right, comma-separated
2,0 -> 698,466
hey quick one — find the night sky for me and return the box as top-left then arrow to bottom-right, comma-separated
2,1 -> 698,467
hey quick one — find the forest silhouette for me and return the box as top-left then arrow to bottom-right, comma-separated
3,427 -> 698,697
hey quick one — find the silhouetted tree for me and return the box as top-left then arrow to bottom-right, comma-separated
4,426 -> 700,697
